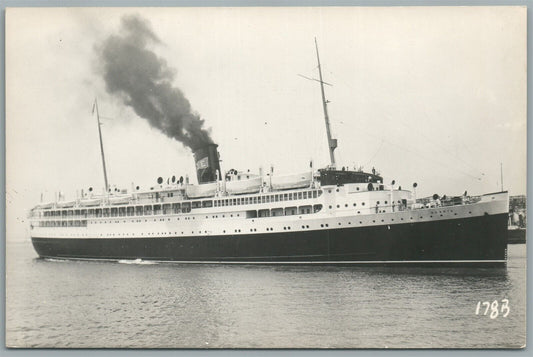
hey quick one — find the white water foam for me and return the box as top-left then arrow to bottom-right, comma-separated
44,258 -> 71,263
117,258 -> 157,265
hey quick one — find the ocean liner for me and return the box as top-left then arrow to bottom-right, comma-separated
28,41 -> 509,266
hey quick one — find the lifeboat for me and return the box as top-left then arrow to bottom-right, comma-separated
186,182 -> 217,198
109,194 -> 132,205
79,198 -> 102,207
37,202 -> 54,209
225,177 -> 262,195
270,171 -> 312,190
56,200 -> 76,208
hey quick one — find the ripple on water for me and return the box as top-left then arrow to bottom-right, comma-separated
5,241 -> 527,348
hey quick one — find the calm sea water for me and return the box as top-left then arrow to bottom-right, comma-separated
6,240 -> 526,348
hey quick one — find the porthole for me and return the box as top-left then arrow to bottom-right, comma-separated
329,206 -> 332,209
362,202 -> 365,206
353,203 -> 357,206
337,205 -> 340,208
320,224 -> 324,227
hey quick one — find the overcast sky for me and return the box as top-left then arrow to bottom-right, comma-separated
6,7 -> 527,239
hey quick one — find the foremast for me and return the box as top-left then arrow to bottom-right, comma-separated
92,98 -> 109,193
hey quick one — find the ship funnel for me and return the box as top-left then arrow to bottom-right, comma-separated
192,144 -> 221,184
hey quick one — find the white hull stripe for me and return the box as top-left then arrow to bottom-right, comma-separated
42,258 -> 506,265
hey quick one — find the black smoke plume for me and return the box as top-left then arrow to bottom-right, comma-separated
97,15 -> 213,150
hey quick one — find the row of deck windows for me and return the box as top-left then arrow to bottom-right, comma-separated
255,204 -> 321,217
38,220 -> 88,227
213,190 -> 320,207
36,204 -> 323,228
36,190 -> 322,219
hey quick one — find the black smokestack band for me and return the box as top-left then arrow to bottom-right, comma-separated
193,144 -> 221,184
97,15 -> 213,151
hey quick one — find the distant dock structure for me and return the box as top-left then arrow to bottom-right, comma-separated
508,195 -> 526,244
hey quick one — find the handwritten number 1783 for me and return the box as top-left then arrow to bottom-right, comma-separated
475,299 -> 510,319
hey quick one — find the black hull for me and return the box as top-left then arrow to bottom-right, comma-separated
32,213 -> 508,266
